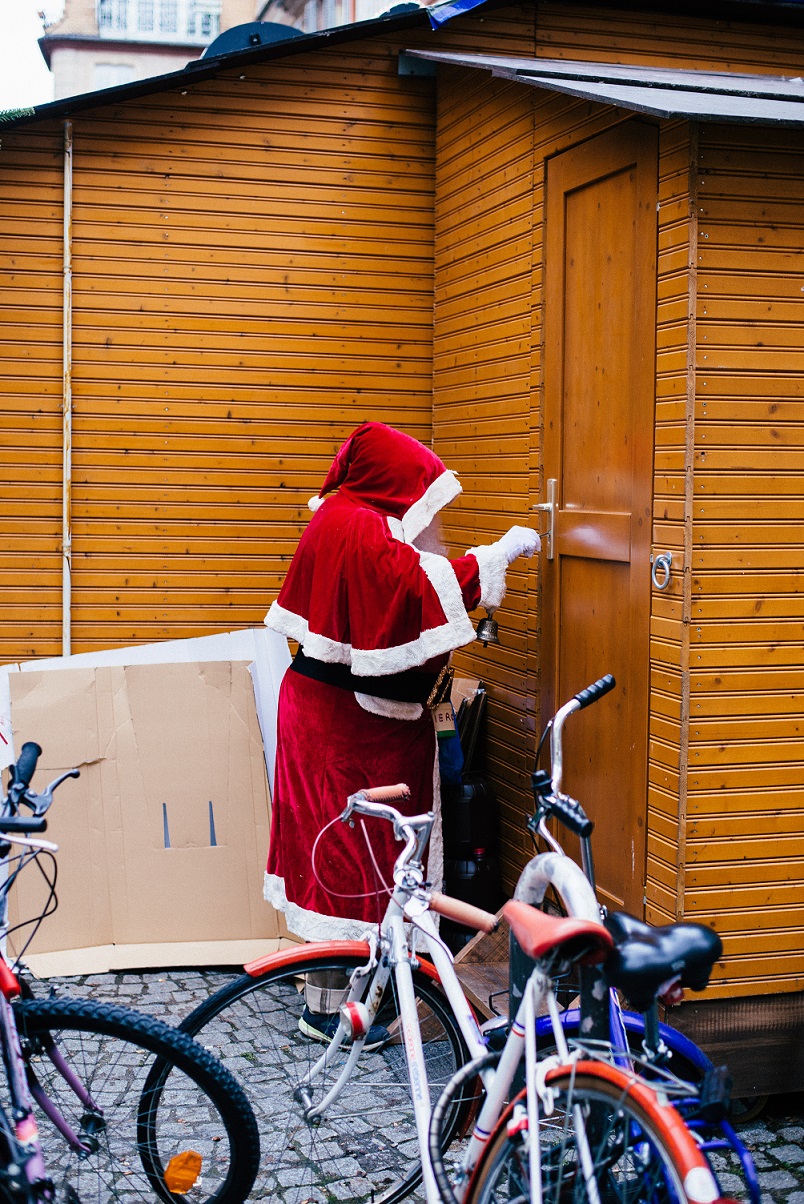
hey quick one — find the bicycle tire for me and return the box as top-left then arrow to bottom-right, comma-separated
467,1062 -> 719,1204
178,947 -> 471,1204
12,996 -> 260,1204
534,1010 -> 760,1203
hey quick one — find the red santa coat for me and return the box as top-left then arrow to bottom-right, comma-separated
264,423 -> 487,939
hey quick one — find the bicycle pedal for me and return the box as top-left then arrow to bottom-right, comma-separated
698,1064 -> 733,1123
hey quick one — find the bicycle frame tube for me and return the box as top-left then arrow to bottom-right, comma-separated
534,1003 -> 714,1075
412,910 -> 488,1066
0,992 -> 51,1191
299,931 -> 393,1119
387,913 -> 441,1203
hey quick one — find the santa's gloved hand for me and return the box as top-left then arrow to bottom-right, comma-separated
496,526 -> 541,564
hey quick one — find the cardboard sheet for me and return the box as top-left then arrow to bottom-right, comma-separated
0,627 -> 291,797
3,644 -> 296,976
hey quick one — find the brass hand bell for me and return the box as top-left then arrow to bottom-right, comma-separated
476,608 -> 500,647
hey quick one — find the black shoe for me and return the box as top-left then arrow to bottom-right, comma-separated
298,1006 -> 390,1052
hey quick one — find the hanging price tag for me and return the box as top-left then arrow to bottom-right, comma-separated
433,703 -> 456,739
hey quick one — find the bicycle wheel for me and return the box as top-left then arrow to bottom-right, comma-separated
12,997 -> 260,1204
468,1062 -> 719,1204
178,948 -> 470,1204
534,1014 -> 759,1203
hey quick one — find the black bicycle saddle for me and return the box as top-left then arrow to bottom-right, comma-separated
602,912 -> 723,1013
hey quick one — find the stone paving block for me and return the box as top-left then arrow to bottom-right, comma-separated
758,1168 -> 800,1190
776,1143 -> 804,1164
22,965 -> 804,1201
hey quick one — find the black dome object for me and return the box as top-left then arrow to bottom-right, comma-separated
201,21 -> 302,58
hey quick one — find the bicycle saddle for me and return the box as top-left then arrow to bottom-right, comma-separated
504,900 -> 613,966
603,912 -> 723,1012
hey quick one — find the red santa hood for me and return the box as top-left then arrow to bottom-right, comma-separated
308,422 -> 461,542
266,422 -> 480,678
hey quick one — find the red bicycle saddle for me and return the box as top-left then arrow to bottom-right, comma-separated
603,912 -> 723,1012
504,900 -> 613,966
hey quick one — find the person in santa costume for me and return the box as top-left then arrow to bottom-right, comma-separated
264,422 -> 539,1043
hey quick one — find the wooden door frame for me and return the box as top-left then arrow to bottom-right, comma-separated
539,119 -> 659,914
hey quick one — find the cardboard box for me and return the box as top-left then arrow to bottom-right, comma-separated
0,630 -> 295,976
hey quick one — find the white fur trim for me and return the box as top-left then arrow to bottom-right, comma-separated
265,601 -> 352,664
350,551 -> 476,675
429,743 -> 443,894
401,470 -> 461,542
265,548 -> 476,677
355,693 -> 423,721
465,542 -> 509,611
387,516 -> 405,541
308,495 -> 326,512
264,872 -> 380,941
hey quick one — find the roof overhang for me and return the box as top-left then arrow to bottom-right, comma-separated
402,52 -> 804,124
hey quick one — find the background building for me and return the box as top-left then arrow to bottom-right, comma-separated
39,0 -> 257,99
39,0 -> 410,98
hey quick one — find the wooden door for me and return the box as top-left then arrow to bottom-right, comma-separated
541,122 -> 658,916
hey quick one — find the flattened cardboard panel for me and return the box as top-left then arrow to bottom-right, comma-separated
21,938 -> 293,979
6,660 -> 284,972
6,762 -> 113,958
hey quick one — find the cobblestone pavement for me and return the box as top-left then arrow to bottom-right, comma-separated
27,966 -> 804,1203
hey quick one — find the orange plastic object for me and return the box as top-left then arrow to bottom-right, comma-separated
0,960 -> 21,1000
164,1150 -> 203,1193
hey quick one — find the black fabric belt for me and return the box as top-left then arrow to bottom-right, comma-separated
290,648 -> 438,705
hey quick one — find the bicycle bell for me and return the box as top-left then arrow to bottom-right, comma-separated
476,608 -> 500,647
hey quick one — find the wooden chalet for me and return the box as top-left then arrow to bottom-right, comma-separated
1,0 -> 803,1090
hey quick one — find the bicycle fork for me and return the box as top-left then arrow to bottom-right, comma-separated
0,993 -> 50,1199
454,972 -> 602,1204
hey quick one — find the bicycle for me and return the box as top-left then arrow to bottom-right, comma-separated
175,782 -> 734,1204
0,739 -> 261,1204
476,675 -> 758,1203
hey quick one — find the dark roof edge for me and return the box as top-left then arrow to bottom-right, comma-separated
2,5 -> 434,130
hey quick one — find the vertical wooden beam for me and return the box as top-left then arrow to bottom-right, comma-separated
676,122 -> 698,921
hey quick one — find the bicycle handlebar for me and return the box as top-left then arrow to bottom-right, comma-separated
550,674 -> 616,796
428,891 -> 499,934
341,790 -> 432,848
550,793 -> 594,839
572,674 -> 616,711
13,742 -> 42,790
4,742 -> 80,820
360,784 -> 411,804
0,816 -> 48,835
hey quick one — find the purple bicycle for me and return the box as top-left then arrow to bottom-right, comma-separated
0,740 -> 260,1204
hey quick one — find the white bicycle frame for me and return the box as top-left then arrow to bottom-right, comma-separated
295,796 -> 600,1204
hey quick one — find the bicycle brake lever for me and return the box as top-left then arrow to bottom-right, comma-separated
19,769 -> 80,817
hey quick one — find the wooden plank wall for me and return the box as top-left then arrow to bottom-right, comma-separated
432,67 -> 537,885
0,41 -> 437,660
521,3 -> 804,995
649,120 -> 696,929
0,128 -> 65,661
687,122 -> 804,997
432,51 -> 637,889
535,2 -> 804,74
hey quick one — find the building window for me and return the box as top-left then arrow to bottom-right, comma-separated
302,0 -> 318,32
98,0 -> 129,31
137,0 -> 154,30
93,62 -> 137,88
97,0 -> 220,41
187,1 -> 221,39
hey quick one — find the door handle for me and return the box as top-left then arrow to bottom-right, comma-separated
651,551 -> 673,591
533,478 -> 557,560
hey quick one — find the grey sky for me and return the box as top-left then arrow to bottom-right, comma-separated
0,1 -> 63,110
